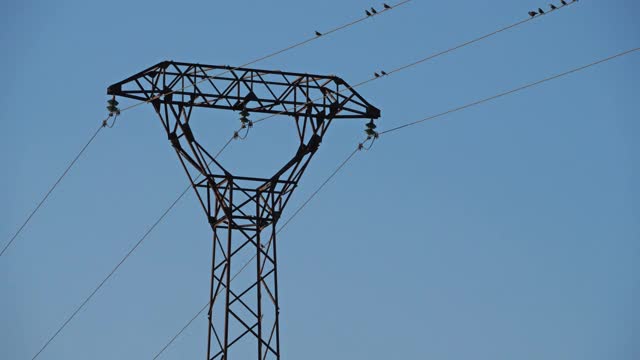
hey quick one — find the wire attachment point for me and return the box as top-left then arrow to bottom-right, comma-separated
239,108 -> 252,126
358,136 -> 377,151
234,107 -> 253,140
364,119 -> 379,139
102,114 -> 118,128
106,96 -> 121,116
233,125 -> 251,141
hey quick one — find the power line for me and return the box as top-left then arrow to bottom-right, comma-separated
252,1 -> 578,126
1,119 -> 109,258
151,46 -> 639,357
379,47 -> 640,135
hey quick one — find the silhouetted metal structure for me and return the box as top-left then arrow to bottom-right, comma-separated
108,61 -> 380,359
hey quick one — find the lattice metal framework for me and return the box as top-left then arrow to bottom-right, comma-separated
108,61 -> 380,360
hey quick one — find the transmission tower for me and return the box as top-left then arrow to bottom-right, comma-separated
108,61 -> 380,359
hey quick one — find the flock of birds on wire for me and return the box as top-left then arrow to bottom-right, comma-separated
314,1 -> 579,79
315,3 -> 393,37
529,0 -> 577,17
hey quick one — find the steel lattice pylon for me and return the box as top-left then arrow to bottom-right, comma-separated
108,61 -> 380,359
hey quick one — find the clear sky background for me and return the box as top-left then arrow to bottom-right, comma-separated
1,1 -> 638,359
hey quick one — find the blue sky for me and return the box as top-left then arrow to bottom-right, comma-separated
1,1 -> 638,359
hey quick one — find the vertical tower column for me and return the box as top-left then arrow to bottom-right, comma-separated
205,176 -> 287,360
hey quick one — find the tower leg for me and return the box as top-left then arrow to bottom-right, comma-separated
206,182 -> 281,360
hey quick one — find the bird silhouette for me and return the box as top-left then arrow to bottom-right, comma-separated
561,0 -> 567,5
371,7 -> 378,14
365,9 -> 372,16
374,72 -> 380,78
383,3 -> 392,9
538,7 -> 545,14
528,10 -> 537,17
550,4 -> 557,10
381,71 -> 387,75
315,31 -> 322,36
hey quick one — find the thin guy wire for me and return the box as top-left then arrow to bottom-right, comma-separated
152,144 -> 361,358
1,120 -> 108,258
276,146 -> 360,234
118,0 -> 412,114
151,45 -> 639,356
380,47 -> 640,135
29,136 -> 234,360
251,1 -> 576,126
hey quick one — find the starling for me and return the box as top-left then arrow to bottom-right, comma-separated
381,71 -> 387,75
538,7 -> 545,14
374,72 -> 380,78
371,7 -> 378,14
315,31 -> 322,36
550,4 -> 557,10
383,3 -> 392,9
365,9 -> 372,16
528,10 -> 537,17
561,0 -> 567,4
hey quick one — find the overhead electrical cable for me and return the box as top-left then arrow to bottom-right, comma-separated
1,119 -> 109,258
379,47 -> 640,135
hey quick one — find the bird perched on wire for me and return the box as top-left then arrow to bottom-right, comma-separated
538,7 -> 545,14
374,72 -> 380,78
315,31 -> 322,36
384,3 -> 392,9
381,70 -> 387,76
371,7 -> 378,14
550,4 -> 557,10
365,9 -> 372,16
561,0 -> 567,4
528,10 -> 537,17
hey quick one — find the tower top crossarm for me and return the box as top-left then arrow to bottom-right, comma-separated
107,61 -> 381,120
